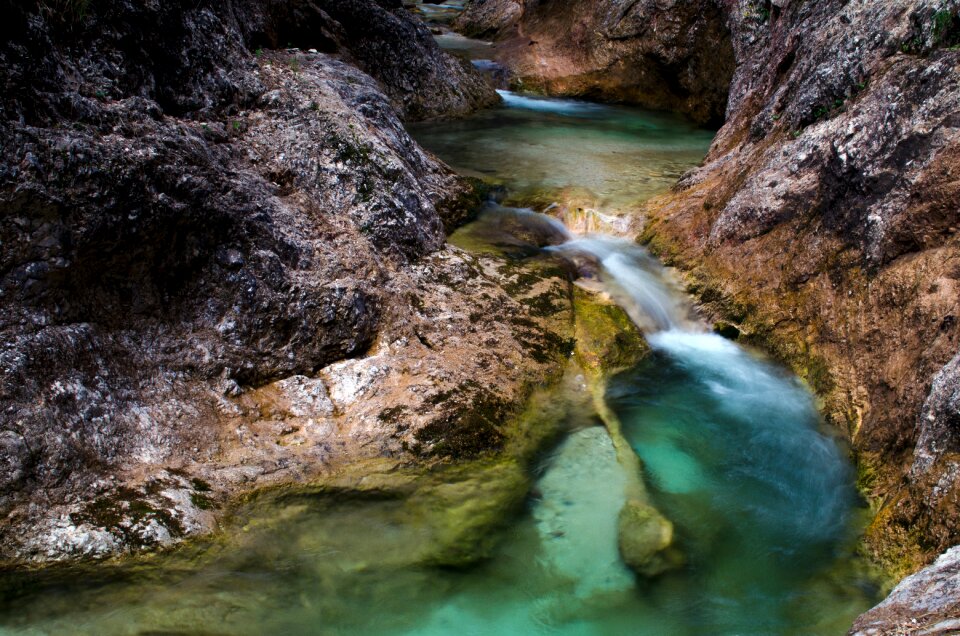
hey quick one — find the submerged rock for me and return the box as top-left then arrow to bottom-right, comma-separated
617,499 -> 678,578
571,287 -> 680,578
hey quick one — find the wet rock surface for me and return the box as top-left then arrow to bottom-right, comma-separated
0,0 -> 541,562
453,0 -> 735,125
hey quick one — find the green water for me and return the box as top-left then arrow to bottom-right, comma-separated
0,93 -> 879,635
411,90 -> 715,215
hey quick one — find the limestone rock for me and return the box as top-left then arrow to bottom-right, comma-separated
850,544 -> 960,635
243,0 -> 500,120
0,0 -> 536,563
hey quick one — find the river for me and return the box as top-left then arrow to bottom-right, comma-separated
0,59 -> 879,636
408,89 -> 879,634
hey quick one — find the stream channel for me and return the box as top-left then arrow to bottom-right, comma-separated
0,44 -> 882,636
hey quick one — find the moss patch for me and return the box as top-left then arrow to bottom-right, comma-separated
414,390 -> 511,460
617,499 -> 681,577
69,485 -> 186,547
572,287 -> 648,374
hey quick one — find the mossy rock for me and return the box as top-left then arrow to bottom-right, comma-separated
573,287 -> 648,375
224,458 -> 531,572
438,177 -> 493,233
226,383 -> 576,572
617,499 -> 682,577
409,459 -> 530,567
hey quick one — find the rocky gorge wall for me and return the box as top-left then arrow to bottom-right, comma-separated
2,2 -> 958,631
454,0 -> 736,125
637,0 -> 960,580
0,0 -> 589,563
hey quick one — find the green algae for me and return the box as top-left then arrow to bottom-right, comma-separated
572,286 -> 648,373
413,390 -> 510,459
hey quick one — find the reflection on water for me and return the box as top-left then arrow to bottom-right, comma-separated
410,0 -> 467,25
434,32 -> 495,61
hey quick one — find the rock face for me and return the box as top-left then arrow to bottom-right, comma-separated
0,0 -> 540,562
453,0 -> 735,125
245,0 -> 500,119
850,545 -> 960,635
632,0 -> 960,579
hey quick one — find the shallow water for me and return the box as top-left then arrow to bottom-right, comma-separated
0,92 -> 878,635
413,92 -> 879,632
434,32 -> 495,61
410,91 -> 715,214
605,330 -> 870,634
411,0 -> 467,25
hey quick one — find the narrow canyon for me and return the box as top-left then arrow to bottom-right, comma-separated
1,0 -> 958,633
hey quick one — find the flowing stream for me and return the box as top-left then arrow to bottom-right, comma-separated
410,87 -> 881,633
0,68 -> 879,636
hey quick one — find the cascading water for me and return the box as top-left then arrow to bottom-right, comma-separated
549,237 -> 695,333
431,201 -> 871,634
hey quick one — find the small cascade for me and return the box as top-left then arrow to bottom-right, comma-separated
414,92 -> 872,635
495,90 -> 606,116
552,204 -> 630,236
548,236 -> 695,333
439,200 -> 866,631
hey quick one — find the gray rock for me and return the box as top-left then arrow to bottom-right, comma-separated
851,545 -> 960,635
913,352 -> 960,477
